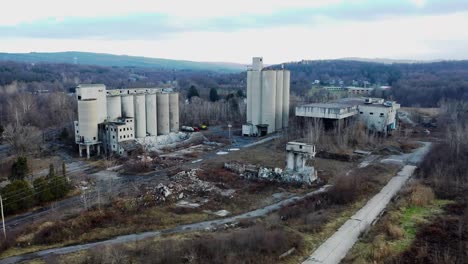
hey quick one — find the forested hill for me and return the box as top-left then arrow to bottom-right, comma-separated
0,52 -> 245,73
268,60 -> 468,107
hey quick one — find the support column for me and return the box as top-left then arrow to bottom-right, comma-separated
97,145 -> 101,156
86,145 -> 90,159
286,152 -> 295,170
79,145 -> 83,158
295,154 -> 303,171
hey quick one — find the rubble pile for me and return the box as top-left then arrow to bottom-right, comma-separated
137,169 -> 236,205
224,162 -> 316,185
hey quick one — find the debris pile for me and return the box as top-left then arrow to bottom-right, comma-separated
224,162 -> 316,185
139,169 -> 236,205
136,132 -> 208,152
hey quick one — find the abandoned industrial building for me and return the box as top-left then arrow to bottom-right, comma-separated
243,57 -> 290,136
74,84 -> 179,158
296,97 -> 400,132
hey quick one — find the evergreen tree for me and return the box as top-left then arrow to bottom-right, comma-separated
50,175 -> 69,199
1,180 -> 34,214
10,156 -> 29,180
209,88 -> 219,102
33,177 -> 53,203
236,89 -> 244,98
48,163 -> 55,178
62,161 -> 66,178
187,85 -> 200,100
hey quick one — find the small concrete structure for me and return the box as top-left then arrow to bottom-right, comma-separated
224,142 -> 318,185
284,142 -> 317,184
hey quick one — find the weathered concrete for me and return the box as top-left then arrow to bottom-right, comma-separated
302,165 -> 416,264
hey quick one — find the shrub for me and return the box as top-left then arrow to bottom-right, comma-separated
10,156 -> 29,180
1,180 -> 34,214
407,183 -> 435,207
385,222 -> 404,240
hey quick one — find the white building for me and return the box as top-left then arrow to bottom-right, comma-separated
75,84 -> 179,158
295,97 -> 400,133
243,57 -> 290,137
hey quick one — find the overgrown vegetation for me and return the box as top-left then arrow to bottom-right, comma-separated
0,163 -> 70,215
51,225 -> 302,264
345,100 -> 468,264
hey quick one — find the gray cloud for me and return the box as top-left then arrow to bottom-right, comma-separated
1,0 -> 468,39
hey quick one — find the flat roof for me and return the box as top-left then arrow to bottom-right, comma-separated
298,98 -> 399,110
299,98 -> 364,109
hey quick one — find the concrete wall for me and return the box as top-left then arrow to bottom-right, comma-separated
357,103 -> 400,132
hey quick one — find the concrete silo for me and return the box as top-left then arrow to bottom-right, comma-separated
246,71 -> 253,123
106,96 -> 121,121
134,94 -> 147,138
169,93 -> 179,132
157,93 -> 170,135
77,99 -> 99,143
121,95 -> 134,118
250,70 -> 262,126
76,84 -> 107,123
282,70 -> 290,128
261,70 -> 277,134
275,70 -> 284,131
145,94 -> 157,136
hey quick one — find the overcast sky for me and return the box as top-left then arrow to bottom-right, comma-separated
1,0 -> 468,64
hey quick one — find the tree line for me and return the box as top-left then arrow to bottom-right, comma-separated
1,157 -> 71,214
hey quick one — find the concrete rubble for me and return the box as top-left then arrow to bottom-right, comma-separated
224,162 -> 317,185
138,169 -> 236,205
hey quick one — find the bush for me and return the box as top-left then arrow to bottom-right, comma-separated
385,222 -> 404,240
10,156 -> 29,180
1,180 -> 34,214
407,183 -> 435,207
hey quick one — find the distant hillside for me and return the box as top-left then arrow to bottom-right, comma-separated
337,57 -> 443,64
0,52 -> 245,73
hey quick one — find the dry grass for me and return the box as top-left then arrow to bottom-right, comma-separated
406,183 -> 435,207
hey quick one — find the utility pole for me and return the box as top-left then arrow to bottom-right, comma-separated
0,195 -> 6,239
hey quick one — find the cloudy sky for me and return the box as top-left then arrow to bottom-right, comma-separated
1,0 -> 468,63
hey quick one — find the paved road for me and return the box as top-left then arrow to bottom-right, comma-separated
0,185 -> 330,264
381,141 -> 432,165
303,142 -> 432,264
303,166 -> 416,264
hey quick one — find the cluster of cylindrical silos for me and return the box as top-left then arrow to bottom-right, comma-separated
246,58 -> 290,134
106,91 -> 179,138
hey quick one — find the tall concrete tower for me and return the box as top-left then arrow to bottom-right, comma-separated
243,57 -> 290,136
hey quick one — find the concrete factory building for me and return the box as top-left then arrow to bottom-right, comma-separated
243,57 -> 290,137
74,84 -> 179,158
296,98 -> 400,133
